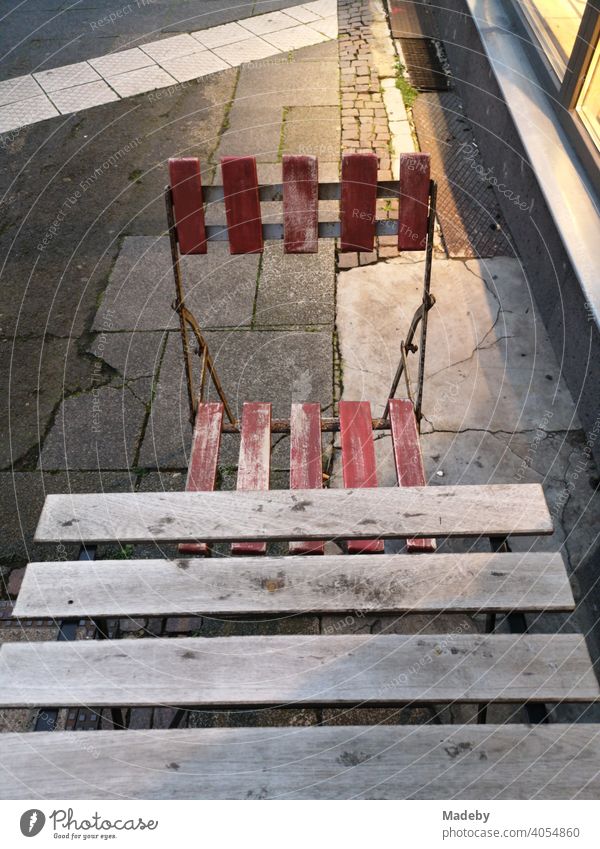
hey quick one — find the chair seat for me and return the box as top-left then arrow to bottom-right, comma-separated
2,724 -> 600,799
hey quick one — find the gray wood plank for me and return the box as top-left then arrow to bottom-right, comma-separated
14,551 -> 574,619
34,484 -> 553,543
0,634 -> 596,708
2,724 -> 600,799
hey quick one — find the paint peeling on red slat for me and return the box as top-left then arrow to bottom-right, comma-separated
179,402 -> 224,556
232,402 -> 271,555
340,153 -> 378,252
283,155 -> 319,254
339,400 -> 384,554
398,152 -> 430,251
221,156 -> 263,254
168,158 -> 207,255
389,398 -> 436,553
290,402 -> 324,555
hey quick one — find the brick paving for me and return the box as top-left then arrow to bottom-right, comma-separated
337,0 -> 402,268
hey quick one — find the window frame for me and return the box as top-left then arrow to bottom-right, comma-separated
508,0 -> 600,193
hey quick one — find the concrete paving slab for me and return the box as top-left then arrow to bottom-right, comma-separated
216,98 -> 284,163
0,337 -> 92,470
87,330 -> 167,403
303,0 -> 338,15
0,75 -> 44,107
215,121 -> 283,163
0,95 -> 59,133
240,11 -> 302,36
88,331 -> 165,382
282,105 -> 340,160
337,256 -> 579,430
254,240 -> 335,326
212,36 -> 281,68
158,52 -> 230,83
234,55 -> 339,107
309,14 -> 339,38
191,22 -> 251,49
93,237 -> 258,332
140,35 -> 208,64
34,62 -> 100,93
262,25 -> 329,52
48,80 -> 119,114
138,330 -> 333,470
106,65 -> 178,97
285,6 -> 322,23
39,386 -> 147,471
89,49 -> 156,78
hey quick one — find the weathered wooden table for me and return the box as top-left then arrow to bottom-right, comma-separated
1,483 -> 599,799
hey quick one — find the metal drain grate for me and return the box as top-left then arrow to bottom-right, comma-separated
412,91 -> 513,257
399,38 -> 451,91
389,0 -> 438,39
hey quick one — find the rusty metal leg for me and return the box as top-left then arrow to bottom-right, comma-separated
383,181 -> 437,423
165,187 -> 196,425
169,709 -> 188,729
414,180 -> 437,429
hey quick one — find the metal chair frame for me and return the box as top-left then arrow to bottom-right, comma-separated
165,157 -> 437,434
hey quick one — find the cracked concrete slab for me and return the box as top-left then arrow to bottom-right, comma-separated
337,256 -> 580,431
39,385 -> 147,471
87,330 -> 166,403
0,337 -> 92,470
93,237 -> 259,332
138,329 -> 333,470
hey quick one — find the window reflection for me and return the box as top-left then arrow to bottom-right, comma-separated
577,39 -> 600,150
519,0 -> 585,78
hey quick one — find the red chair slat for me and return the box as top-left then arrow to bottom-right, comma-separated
389,398 -> 436,552
168,158 -> 207,255
232,402 -> 271,555
221,156 -> 263,254
340,152 -> 378,252
179,402 -> 224,556
339,400 -> 384,554
282,155 -> 319,254
289,402 -> 324,555
398,152 -> 430,251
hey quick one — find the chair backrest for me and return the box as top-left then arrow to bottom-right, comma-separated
167,152 -> 432,256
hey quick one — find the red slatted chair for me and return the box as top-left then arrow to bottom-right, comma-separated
166,152 -> 437,556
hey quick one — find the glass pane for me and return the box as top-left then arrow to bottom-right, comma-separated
519,0 -> 586,78
576,39 -> 600,150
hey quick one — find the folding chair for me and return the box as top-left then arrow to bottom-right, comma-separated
166,152 -> 437,555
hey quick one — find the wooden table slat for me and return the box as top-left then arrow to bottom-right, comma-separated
14,551 -> 574,619
0,634 -> 595,708
3,724 -> 600,799
33,484 -> 554,544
